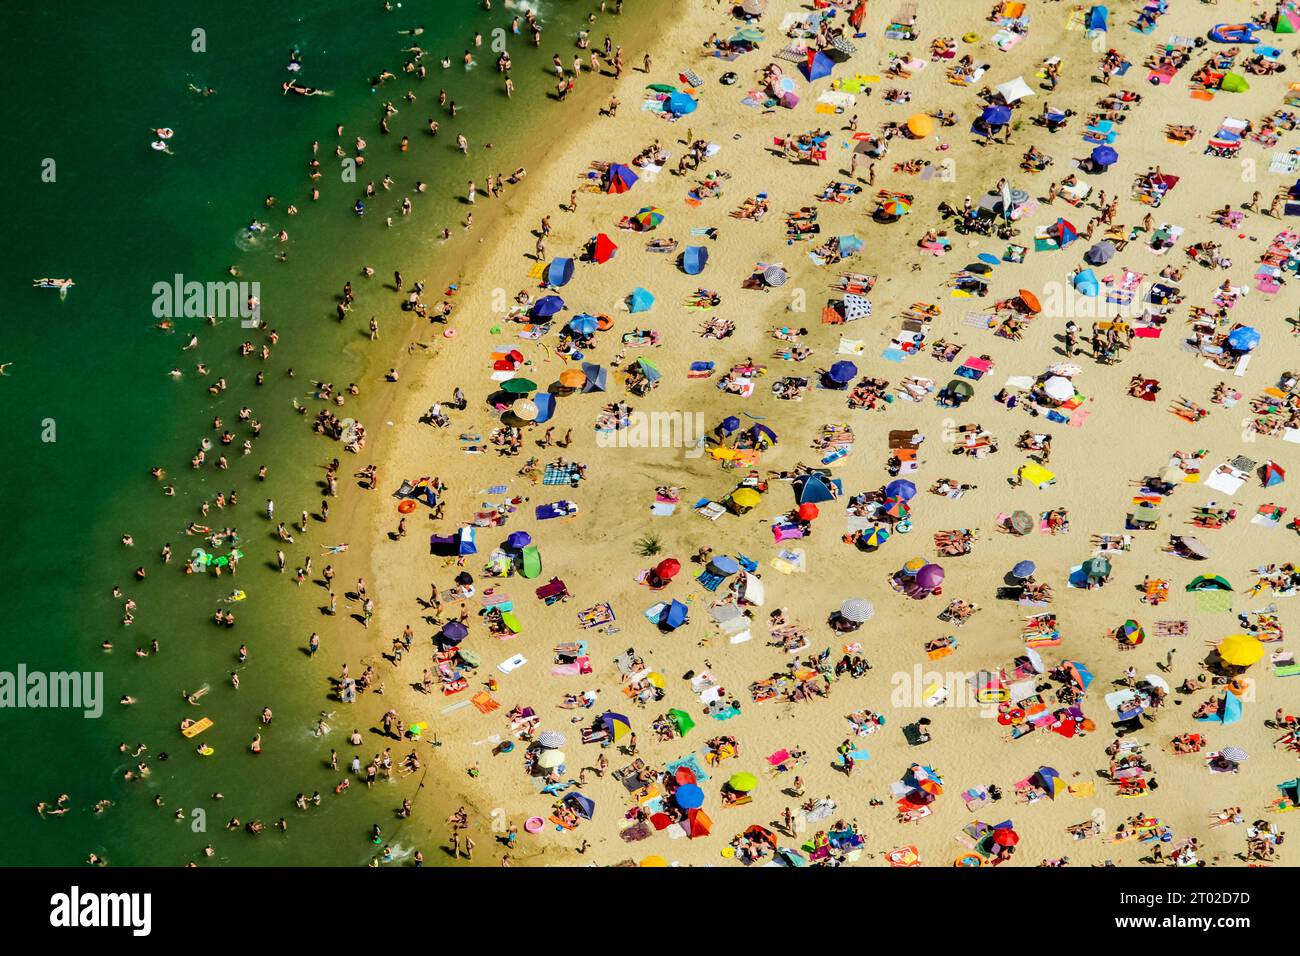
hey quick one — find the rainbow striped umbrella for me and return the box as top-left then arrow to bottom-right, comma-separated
634,206 -> 665,230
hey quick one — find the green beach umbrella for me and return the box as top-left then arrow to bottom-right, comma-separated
646,83 -> 677,93
501,378 -> 537,394
729,772 -> 758,792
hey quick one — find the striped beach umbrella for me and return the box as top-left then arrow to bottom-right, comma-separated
634,206 -> 665,230
1221,746 -> 1249,762
881,196 -> 911,217
840,598 -> 874,623
763,265 -> 788,287
537,730 -> 566,749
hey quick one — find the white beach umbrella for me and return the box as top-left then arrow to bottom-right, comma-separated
1043,376 -> 1074,402
995,75 -> 1035,103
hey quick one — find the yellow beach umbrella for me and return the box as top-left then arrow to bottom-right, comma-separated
641,855 -> 669,867
731,488 -> 761,508
1218,633 -> 1265,667
906,113 -> 934,137
646,672 -> 666,688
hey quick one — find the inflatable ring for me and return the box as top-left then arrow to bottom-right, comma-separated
720,72 -> 738,85
443,328 -> 456,338
955,853 -> 983,867
524,816 -> 545,833
895,519 -> 913,533
157,128 -> 174,139
397,499 -> 417,514
595,314 -> 614,331
962,32 -> 979,43
151,141 -> 168,151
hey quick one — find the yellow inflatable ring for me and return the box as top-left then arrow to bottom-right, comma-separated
963,32 -> 979,43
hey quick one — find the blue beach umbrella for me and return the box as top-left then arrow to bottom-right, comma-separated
1091,145 -> 1118,167
1011,560 -> 1036,579
629,287 -> 655,313
533,295 -> 565,317
506,531 -> 532,550
568,314 -> 599,335
827,360 -> 858,384
981,105 -> 1012,126
1227,326 -> 1260,352
580,362 -> 608,392
885,479 -> 917,501
675,783 -> 705,809
709,555 -> 740,576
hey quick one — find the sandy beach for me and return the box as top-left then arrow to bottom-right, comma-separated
301,0 -> 1300,868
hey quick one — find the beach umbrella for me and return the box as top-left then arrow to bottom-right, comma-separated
636,357 -> 661,382
568,314 -> 599,336
640,855 -> 668,867
995,75 -> 1035,103
885,479 -> 917,501
1227,326 -> 1261,352
1048,362 -> 1082,376
629,287 -> 655,312
1011,290 -> 1041,316
656,557 -> 681,579
1134,503 -> 1160,523
537,730 -> 566,749
559,368 -> 586,389
880,196 -> 911,217
981,104 -> 1012,126
506,531 -> 532,550
731,488 -> 761,509
675,783 -> 705,809
668,708 -> 695,736
1218,634 -> 1264,667
1034,766 -> 1061,798
666,92 -> 698,116
748,423 -> 778,445
682,245 -> 709,275
1084,556 -> 1111,578
965,262 -> 993,275
992,828 -> 1020,847
1085,241 -> 1116,265
827,360 -> 858,384
906,113 -> 935,137
1220,72 -> 1249,93
592,233 -> 619,263
902,557 -> 926,575
600,711 -> 632,741
536,749 -> 565,770
440,621 -> 469,645
763,265 -> 788,287
843,293 -> 872,321
1064,660 -> 1094,691
947,380 -> 975,400
546,258 -> 575,287
840,598 -> 874,623
797,503 -> 819,520
1042,376 -> 1075,402
838,234 -> 864,256
501,377 -> 538,395
1221,746 -> 1249,763
532,294 -> 565,318
1117,620 -> 1144,646
882,497 -> 910,519
1180,536 -> 1210,559
732,26 -> 765,44
709,555 -> 740,576
1011,560 -> 1036,579
605,163 -> 638,193
1091,145 -> 1119,168
1009,510 -> 1034,534
857,526 -> 890,550
728,772 -> 758,793
741,0 -> 768,14
634,206 -> 665,230
510,398 -> 538,421
916,564 -> 945,590
646,83 -> 677,94
580,362 -> 607,393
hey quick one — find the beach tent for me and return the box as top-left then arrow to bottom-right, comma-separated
592,233 -> 619,263
1279,8 -> 1299,33
546,258 -> 575,287
668,708 -> 695,736
843,293 -> 872,321
801,50 -> 835,82
629,287 -> 655,313
659,599 -> 689,631
600,711 -> 632,741
564,792 -> 596,820
519,545 -> 542,579
580,362 -> 608,393
1049,217 -> 1080,246
685,808 -> 713,838
795,473 -> 838,504
1187,574 -> 1232,591
1032,766 -> 1061,798
682,245 -> 709,275
995,75 -> 1035,104
605,163 -> 638,193
666,92 -> 698,116
1073,269 -> 1100,296
1220,72 -> 1249,93
1194,692 -> 1243,725
1263,461 -> 1286,487
1086,5 -> 1108,33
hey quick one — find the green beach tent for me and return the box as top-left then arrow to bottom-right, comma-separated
668,709 -> 695,736
519,545 -> 542,579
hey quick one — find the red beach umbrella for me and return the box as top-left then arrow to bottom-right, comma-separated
655,558 -> 681,579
